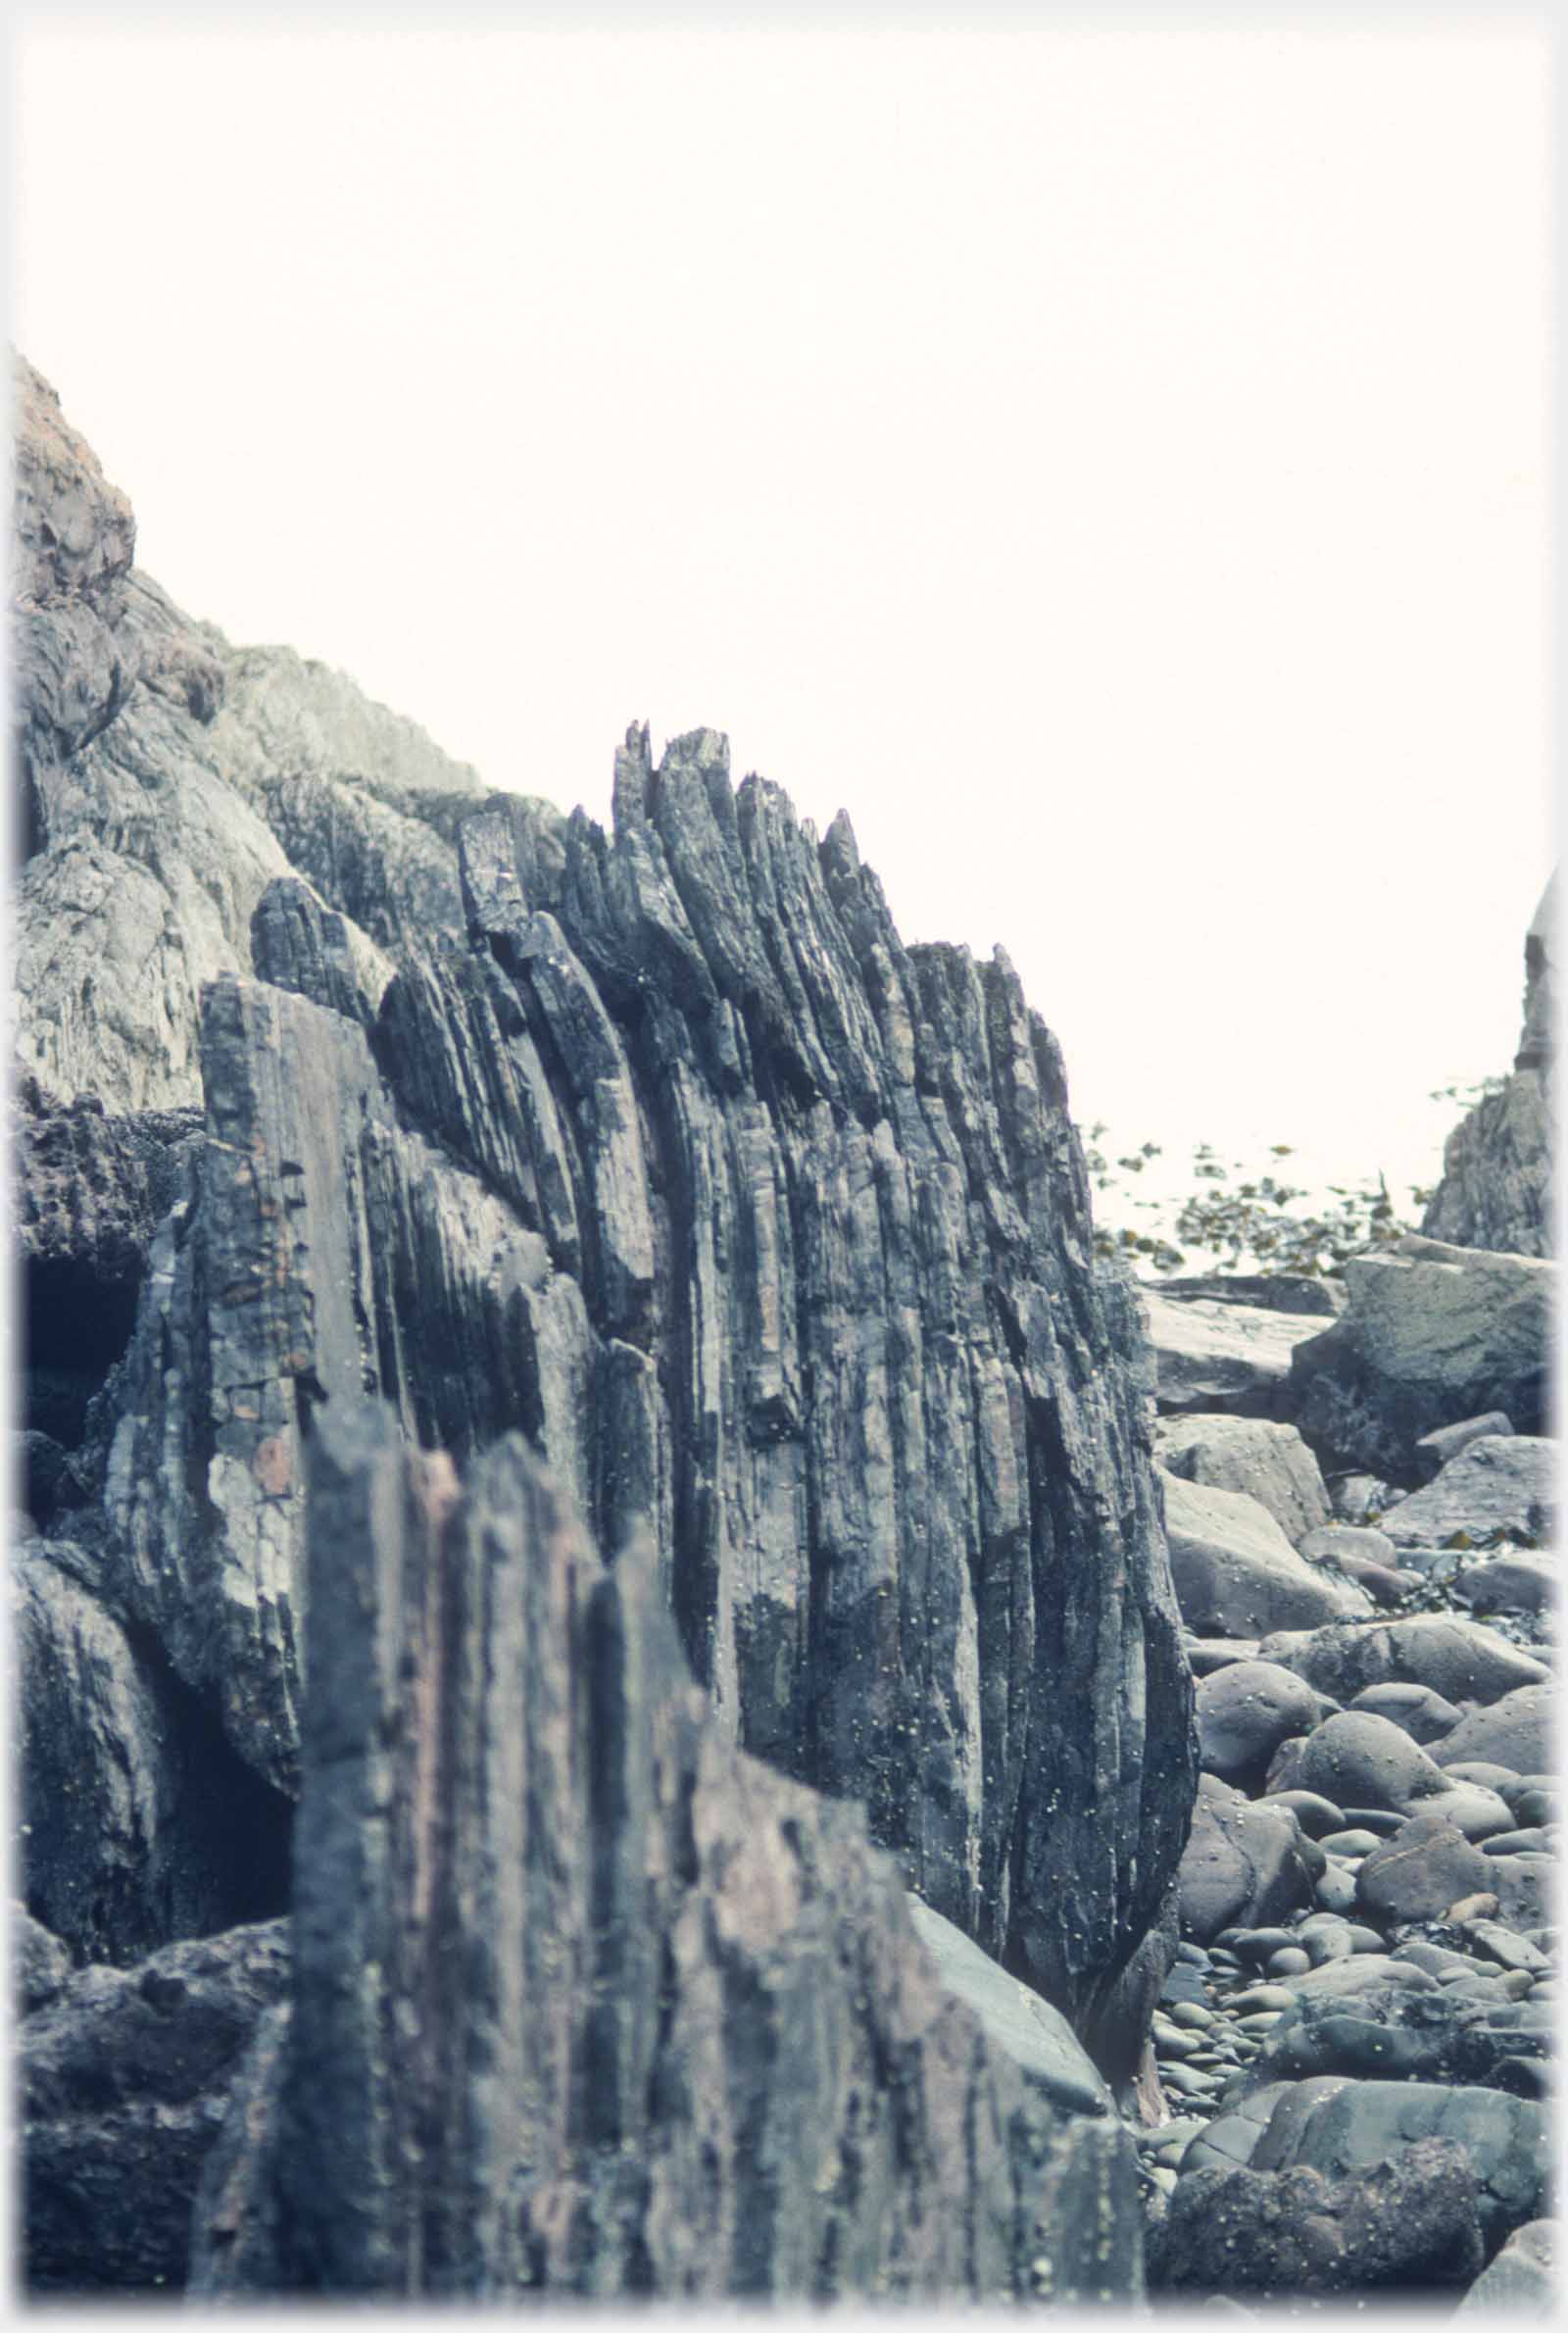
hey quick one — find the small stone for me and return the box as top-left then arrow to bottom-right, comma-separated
1267,1947 -> 1311,1977
1446,1892 -> 1501,1923
1168,2002 -> 1215,2031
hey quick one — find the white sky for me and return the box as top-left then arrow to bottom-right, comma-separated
10,6 -> 1557,1219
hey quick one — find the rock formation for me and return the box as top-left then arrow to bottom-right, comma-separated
12,355 -> 1197,2297
185,1409 -> 1142,2302
1423,874 -> 1555,1259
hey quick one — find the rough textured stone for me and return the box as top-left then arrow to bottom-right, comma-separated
14,1542 -> 292,1966
1159,1470 -> 1368,1637
249,873 -> 378,1025
1255,1614 -> 1547,1710
1423,875 -> 1554,1260
20,1919 -> 289,2294
1289,1234 -> 1553,1481
1249,2076 -> 1551,2259
191,1412 -> 1143,2302
1153,1413 -> 1332,1544
14,1906 -> 73,2011
1152,2136 -> 1485,2297
1377,1434 -> 1556,1550
94,813 -> 1198,2022
1454,1552 -> 1556,1615
1414,1409 -> 1515,1478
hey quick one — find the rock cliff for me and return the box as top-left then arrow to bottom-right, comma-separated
1422,874 -> 1554,1258
12,356 -> 1198,2295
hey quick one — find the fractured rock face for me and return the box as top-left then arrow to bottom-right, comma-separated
192,1410 -> 1143,2303
93,746 -> 1198,2036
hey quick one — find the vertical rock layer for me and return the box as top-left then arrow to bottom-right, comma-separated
192,1410 -> 1142,2303
15,358 -> 1196,2074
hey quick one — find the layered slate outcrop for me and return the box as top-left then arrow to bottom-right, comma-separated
96,734 -> 1197,2039
186,1411 -> 1141,2303
13,353 -> 1196,2294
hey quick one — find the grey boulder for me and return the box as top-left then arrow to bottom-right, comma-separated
1140,1290 -> 1326,1417
1250,2075 -> 1552,2259
1255,1613 -> 1547,1709
1455,2217 -> 1558,2315
1432,1685 -> 1553,1778
1159,1471 -> 1369,1638
1153,1414 -> 1331,1544
1289,1234 -> 1553,1479
1194,1660 -> 1331,1785
1178,1773 -> 1315,1943
1377,1434 -> 1556,1550
21,1919 -> 289,2294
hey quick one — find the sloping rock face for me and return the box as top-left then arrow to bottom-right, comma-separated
1289,1235 -> 1552,1483
13,364 -> 1195,2098
1423,874 -> 1554,1259
190,1411 -> 1142,2303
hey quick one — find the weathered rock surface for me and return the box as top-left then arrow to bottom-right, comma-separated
1423,874 -> 1555,1260
1248,2076 -> 1551,2258
1153,1413 -> 1332,1544
20,1919 -> 289,2294
14,1542 -> 292,1966
192,1412 -> 1143,2302
88,761 -> 1198,2023
1159,1471 -> 1368,1637
14,1906 -> 73,2011
1152,2135 -> 1485,2297
1140,1289 -> 1323,1416
1289,1234 -> 1553,1481
1377,1433 -> 1556,1550
1194,1661 -> 1331,1787
1256,1614 -> 1548,1710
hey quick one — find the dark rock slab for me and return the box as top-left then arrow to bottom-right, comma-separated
249,874 -> 376,1024
15,1543 -> 291,1965
21,1918 -> 289,2294
193,1410 -> 1142,2303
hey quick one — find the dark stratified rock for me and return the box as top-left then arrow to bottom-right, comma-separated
1288,1234 -> 1552,1482
1423,875 -> 1555,1260
1152,2136 -> 1485,2298
191,1411 -> 1142,2304
20,1918 -> 289,2294
14,1541 -> 292,1967
95,732 -> 1198,2041
248,874 -> 376,1024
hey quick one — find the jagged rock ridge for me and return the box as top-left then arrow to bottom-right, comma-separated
13,357 -> 1197,2055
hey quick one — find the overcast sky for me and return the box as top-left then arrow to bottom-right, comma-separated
12,7 -> 1556,1223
